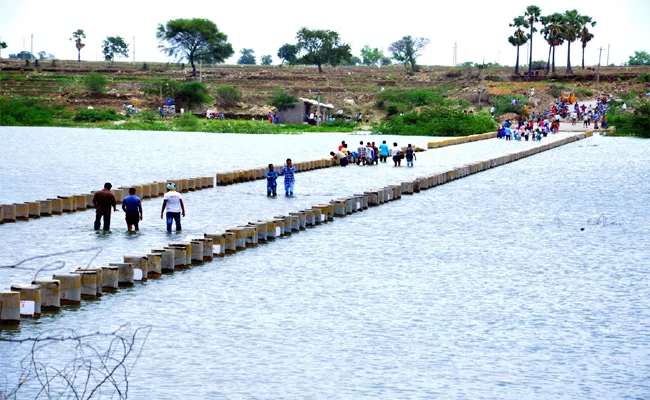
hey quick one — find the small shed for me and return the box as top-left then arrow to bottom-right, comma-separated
276,98 -> 335,124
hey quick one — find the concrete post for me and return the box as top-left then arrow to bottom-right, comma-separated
223,232 -> 237,253
155,181 -> 167,196
265,220 -> 278,239
310,208 -> 322,225
187,178 -> 197,191
330,200 -> 346,217
164,246 -> 187,268
0,292 -> 21,325
204,233 -> 225,257
100,266 -> 119,291
52,273 -> 81,305
109,263 -> 135,287
401,181 -> 414,195
272,218 -> 285,236
364,191 -> 379,206
312,205 -> 333,221
111,189 -> 124,204
48,198 -> 63,214
2,204 -> 17,222
169,243 -> 192,266
123,255 -> 149,281
11,284 -> 41,317
226,228 -> 247,250
12,203 -> 28,220
39,200 -> 53,216
141,183 -> 152,198
57,196 -> 75,212
74,195 -> 87,210
145,252 -> 162,276
250,221 -> 268,242
152,249 -> 175,272
196,238 -> 213,261
32,279 -> 61,311
74,269 -> 101,298
190,240 -> 203,264
181,179 -> 189,192
27,201 -> 41,218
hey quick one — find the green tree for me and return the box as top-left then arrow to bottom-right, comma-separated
628,51 -> 650,66
277,43 -> 298,65
70,29 -> 86,62
174,82 -> 211,111
579,15 -> 596,69
0,41 -> 7,58
215,85 -> 242,107
237,48 -> 256,65
261,55 -> 273,65
388,35 -> 430,73
360,45 -> 383,66
508,16 -> 530,74
267,89 -> 298,111
102,36 -> 129,67
9,51 -> 34,60
84,73 -> 108,94
562,9 -> 581,74
295,28 -> 352,73
156,18 -> 234,77
524,5 -> 542,75
380,56 -> 392,66
541,13 -> 564,73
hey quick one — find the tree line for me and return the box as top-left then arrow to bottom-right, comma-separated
508,5 -> 596,75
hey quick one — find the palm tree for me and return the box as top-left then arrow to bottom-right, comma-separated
70,29 -> 86,62
524,5 -> 542,75
541,13 -> 564,74
579,16 -> 597,69
563,9 -> 581,74
509,16 -> 530,74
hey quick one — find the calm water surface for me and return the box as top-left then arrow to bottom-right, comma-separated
0,128 -> 648,399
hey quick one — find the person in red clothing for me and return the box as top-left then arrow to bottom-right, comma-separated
92,182 -> 117,231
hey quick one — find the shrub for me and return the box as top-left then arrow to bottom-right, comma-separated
73,108 -> 123,122
175,113 -> 200,129
141,79 -> 181,98
607,103 -> 650,138
548,83 -> 568,99
138,110 -> 159,122
174,82 -> 211,111
531,60 -> 546,70
637,72 -> 650,83
215,85 -> 242,107
84,73 -> 109,94
574,87 -> 594,97
380,107 -> 497,136
0,97 -> 54,126
490,95 -> 528,116
376,88 -> 448,110
267,89 -> 298,111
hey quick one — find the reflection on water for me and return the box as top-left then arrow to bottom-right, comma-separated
1,130 -> 649,399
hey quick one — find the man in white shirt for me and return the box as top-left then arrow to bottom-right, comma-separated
391,142 -> 403,167
160,183 -> 185,232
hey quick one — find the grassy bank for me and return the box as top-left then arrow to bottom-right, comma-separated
605,97 -> 650,138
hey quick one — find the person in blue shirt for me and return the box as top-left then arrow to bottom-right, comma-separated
278,158 -> 296,197
378,140 -> 390,163
121,187 -> 143,232
265,163 -> 279,197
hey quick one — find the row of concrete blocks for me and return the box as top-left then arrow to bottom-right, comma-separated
427,132 -> 498,149
0,133 -> 592,325
0,177 -> 215,224
216,158 -> 337,186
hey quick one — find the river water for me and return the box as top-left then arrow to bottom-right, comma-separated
0,127 -> 648,399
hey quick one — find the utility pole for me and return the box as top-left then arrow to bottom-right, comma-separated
606,43 -> 610,66
453,42 -> 457,66
30,33 -> 33,60
596,47 -> 603,91
478,59 -> 485,109
133,36 -> 135,64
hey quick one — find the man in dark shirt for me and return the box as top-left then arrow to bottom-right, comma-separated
92,182 -> 117,231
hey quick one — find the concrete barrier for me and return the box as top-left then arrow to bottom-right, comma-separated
195,238 -> 213,260
145,252 -> 162,276
152,249 -> 175,271
39,200 -> 53,216
223,232 -> 237,253
226,228 -> 247,250
169,243 -> 192,266
401,181 -> 414,195
52,273 -> 81,305
330,200 -> 347,217
204,233 -> 225,257
249,221 -> 268,242
57,195 -> 75,212
190,240 -> 204,264
27,201 -> 41,218
109,263 -> 135,287
11,284 -> 41,317
100,266 -> 119,291
164,246 -> 188,268
111,189 -> 124,204
32,279 -> 61,311
74,269 -> 101,298
0,292 -> 21,325
74,195 -> 87,211
2,204 -> 17,222
290,212 -> 307,229
272,218 -> 286,236
124,255 -> 149,281
14,203 -> 29,220
365,191 -> 379,206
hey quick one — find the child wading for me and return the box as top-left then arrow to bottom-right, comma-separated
405,144 -> 416,167
279,158 -> 296,197
265,164 -> 279,197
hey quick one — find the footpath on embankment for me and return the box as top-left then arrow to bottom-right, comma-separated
0,131 -> 593,326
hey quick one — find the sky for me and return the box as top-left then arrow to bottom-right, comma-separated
0,0 -> 648,67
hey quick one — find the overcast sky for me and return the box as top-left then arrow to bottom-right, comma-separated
1,0 -> 648,67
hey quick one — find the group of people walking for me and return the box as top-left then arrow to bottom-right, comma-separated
330,140 -> 416,167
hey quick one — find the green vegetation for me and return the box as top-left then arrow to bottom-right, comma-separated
637,72 -> 650,83
277,43 -> 298,65
627,50 -> 650,66
294,28 -> 352,73
261,55 -> 273,65
102,36 -> 129,67
174,82 -> 211,111
381,108 -> 497,136
375,88 -> 447,114
508,16 -> 530,74
70,29 -> 86,62
84,73 -> 109,94
607,103 -> 650,138
360,45 -> 384,66
98,119 -> 354,134
73,108 -> 123,122
0,97 -> 55,125
237,48 -> 256,65
268,89 -> 298,111
389,35 -> 430,73
215,85 -> 242,106
491,95 -> 529,116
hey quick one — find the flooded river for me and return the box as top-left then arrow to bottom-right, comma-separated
0,127 -> 648,399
